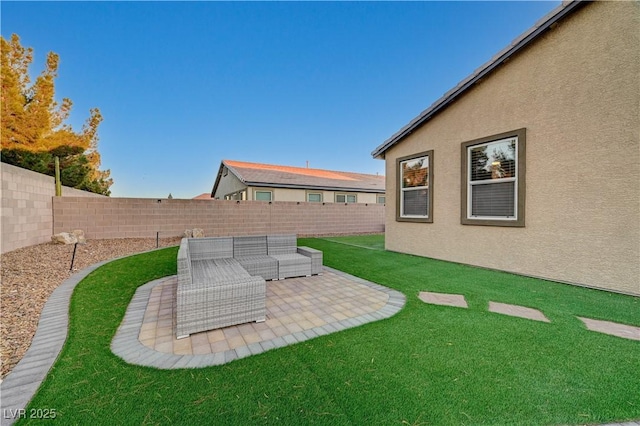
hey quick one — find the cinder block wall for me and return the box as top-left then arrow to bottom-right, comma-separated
1,163 -> 105,253
52,197 -> 384,239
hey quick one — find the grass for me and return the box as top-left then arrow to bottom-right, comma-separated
318,234 -> 386,251
22,236 -> 640,425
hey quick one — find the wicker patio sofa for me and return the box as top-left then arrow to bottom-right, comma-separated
176,234 -> 322,338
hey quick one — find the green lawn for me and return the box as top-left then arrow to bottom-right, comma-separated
23,236 -> 640,425
319,234 -> 385,251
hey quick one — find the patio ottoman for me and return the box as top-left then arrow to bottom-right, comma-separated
271,253 -> 312,279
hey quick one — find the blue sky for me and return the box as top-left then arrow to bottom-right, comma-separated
1,1 -> 559,198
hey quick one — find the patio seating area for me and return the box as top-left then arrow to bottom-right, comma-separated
111,267 -> 405,369
176,235 -> 323,338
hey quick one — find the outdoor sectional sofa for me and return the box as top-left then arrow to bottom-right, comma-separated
176,234 -> 322,338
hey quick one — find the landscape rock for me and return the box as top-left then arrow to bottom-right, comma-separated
192,228 -> 205,238
1,236 -> 182,379
71,230 -> 86,244
51,232 -> 77,245
183,229 -> 193,238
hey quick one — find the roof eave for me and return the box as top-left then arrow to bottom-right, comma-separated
371,0 -> 588,159
211,160 -> 246,197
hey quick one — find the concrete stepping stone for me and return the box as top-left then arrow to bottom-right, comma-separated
488,301 -> 550,322
418,292 -> 468,308
578,317 -> 640,341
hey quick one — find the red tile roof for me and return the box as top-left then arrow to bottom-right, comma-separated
193,193 -> 213,199
221,160 -> 385,193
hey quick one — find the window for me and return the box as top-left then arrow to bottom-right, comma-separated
397,151 -> 433,222
307,192 -> 322,202
255,190 -> 272,201
336,194 -> 356,203
377,195 -> 386,204
461,128 -> 525,227
225,190 -> 247,201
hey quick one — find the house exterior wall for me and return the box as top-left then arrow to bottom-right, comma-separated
213,174 -> 384,203
213,172 -> 246,199
1,163 -> 105,253
383,1 -> 639,295
248,187 -> 383,204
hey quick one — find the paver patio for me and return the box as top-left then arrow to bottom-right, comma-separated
110,267 -> 406,369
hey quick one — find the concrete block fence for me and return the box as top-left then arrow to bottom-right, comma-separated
52,197 -> 385,240
2,163 -> 384,254
1,163 -> 104,254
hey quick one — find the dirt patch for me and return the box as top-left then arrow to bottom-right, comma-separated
0,237 -> 181,379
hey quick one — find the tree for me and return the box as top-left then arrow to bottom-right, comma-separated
1,34 -> 112,195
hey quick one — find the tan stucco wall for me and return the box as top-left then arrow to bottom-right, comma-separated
248,186 -> 383,204
383,1 -> 639,295
213,172 -> 246,199
214,174 -> 384,203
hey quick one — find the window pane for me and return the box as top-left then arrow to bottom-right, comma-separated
255,191 -> 272,201
308,193 -> 321,202
377,196 -> 386,204
471,181 -> 515,217
403,188 -> 428,216
402,157 -> 429,188
347,195 -> 356,203
336,194 -> 346,203
470,139 -> 516,182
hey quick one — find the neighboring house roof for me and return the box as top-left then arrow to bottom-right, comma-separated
212,160 -> 385,196
371,0 -> 587,159
193,193 -> 213,199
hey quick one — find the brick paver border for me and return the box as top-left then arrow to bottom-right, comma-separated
0,257 -> 112,426
110,267 -> 406,369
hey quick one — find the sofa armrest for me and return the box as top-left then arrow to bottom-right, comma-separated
297,246 -> 323,275
297,246 -> 321,255
177,238 -> 193,288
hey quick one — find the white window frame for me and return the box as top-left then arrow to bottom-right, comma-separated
400,156 -> 429,219
461,128 -> 525,227
336,193 -> 357,203
307,192 -> 322,202
397,150 -> 433,223
467,137 -> 518,221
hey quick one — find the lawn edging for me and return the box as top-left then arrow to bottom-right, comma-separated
0,247 -> 172,426
110,267 -> 406,369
